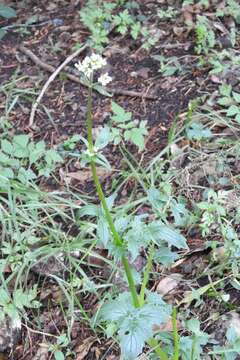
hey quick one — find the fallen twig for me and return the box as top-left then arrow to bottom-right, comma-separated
19,44 -> 88,126
18,45 -> 157,126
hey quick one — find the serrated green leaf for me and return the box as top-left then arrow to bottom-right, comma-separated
111,101 -> 132,123
217,97 -> 232,106
105,193 -> 116,210
13,134 -> 29,148
119,323 -> 150,360
100,292 -> 171,360
45,149 -> 63,164
232,92 -> 240,103
126,217 -> 149,260
114,216 -> 130,233
236,113 -> 240,124
0,152 -> 10,163
1,167 -> 14,179
124,127 -> 146,151
29,141 -> 46,163
148,222 -> 188,249
154,247 -> 179,265
147,187 -> 167,209
227,105 -> 240,117
1,139 -> 13,154
219,84 -> 232,97
12,134 -> 30,158
186,122 -> 212,140
18,168 -> 37,183
100,292 -> 133,322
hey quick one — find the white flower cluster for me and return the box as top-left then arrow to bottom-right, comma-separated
75,53 -> 112,86
98,73 -> 112,86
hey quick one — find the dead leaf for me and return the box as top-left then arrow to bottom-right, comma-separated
157,274 -> 182,297
75,337 -> 96,360
153,318 -> 182,332
33,345 -> 49,360
173,27 -> 185,37
65,168 -> 111,184
182,6 -> 194,27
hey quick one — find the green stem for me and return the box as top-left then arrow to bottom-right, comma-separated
90,162 -> 122,247
86,86 -> 167,358
86,87 -> 139,308
87,86 -> 94,151
90,161 -> 140,308
172,308 -> 179,360
148,338 -> 168,360
139,243 -> 154,306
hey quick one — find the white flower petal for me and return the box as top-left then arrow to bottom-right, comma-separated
98,73 -> 112,86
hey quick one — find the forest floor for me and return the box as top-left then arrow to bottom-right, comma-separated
1,0 -> 240,359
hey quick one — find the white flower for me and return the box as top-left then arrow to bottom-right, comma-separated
98,73 -> 112,86
75,53 -> 107,79
90,53 -> 107,70
12,317 -> 22,329
75,57 -> 93,78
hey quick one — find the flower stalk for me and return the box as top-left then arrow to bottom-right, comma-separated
86,84 -> 140,308
78,52 -> 169,360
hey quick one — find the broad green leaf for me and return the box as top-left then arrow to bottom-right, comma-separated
236,113 -> 240,124
95,127 -> 110,149
45,149 -> 63,164
217,97 -> 232,106
227,105 -> 239,117
147,187 -> 168,209
0,288 -> 10,306
29,141 -> 46,163
1,167 -> 14,179
219,84 -> 232,97
148,222 -> 188,249
54,350 -> 65,360
18,168 -> 37,183
1,139 -> 13,154
0,5 -> 16,19
154,247 -> 179,265
124,127 -> 146,151
0,28 -> 6,40
13,134 -> 29,148
158,225 -> 188,249
101,292 -> 171,360
232,92 -> 240,103
77,204 -> 99,217
93,83 -> 112,97
111,101 -> 132,123
105,193 -> 117,210
12,134 -> 30,158
126,217 -> 149,259
100,292 -> 133,321
186,122 -> 212,141
187,318 -> 200,334
5,303 -> 19,323
97,217 -> 109,246
119,322 -> 150,360
114,216 -> 130,233
171,200 -> 189,227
